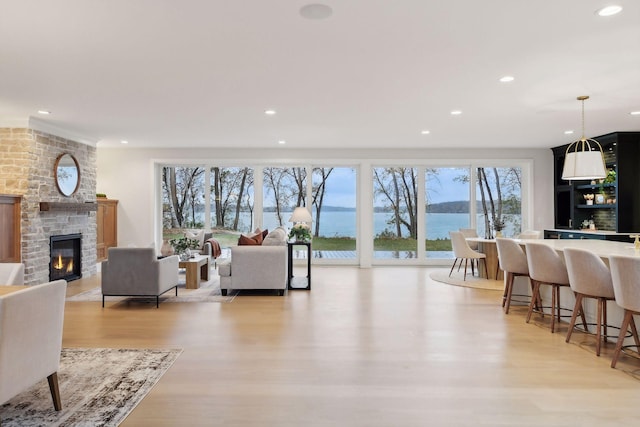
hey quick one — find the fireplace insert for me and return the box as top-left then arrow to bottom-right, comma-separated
50,233 -> 82,281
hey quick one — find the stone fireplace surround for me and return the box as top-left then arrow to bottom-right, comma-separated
0,127 -> 97,285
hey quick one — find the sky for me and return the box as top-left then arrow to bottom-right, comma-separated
320,167 -> 471,208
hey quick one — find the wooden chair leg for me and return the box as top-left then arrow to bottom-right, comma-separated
629,314 -> 640,348
566,293 -> 583,343
612,310 -> 634,368
47,372 -> 62,411
449,258 -> 459,277
526,281 -> 541,324
504,272 -> 515,314
463,259 -> 469,281
596,298 -> 603,356
550,284 -> 558,333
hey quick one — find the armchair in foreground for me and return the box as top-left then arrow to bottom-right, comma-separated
0,280 -> 67,416
101,248 -> 179,308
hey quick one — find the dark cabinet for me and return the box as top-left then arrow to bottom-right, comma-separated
551,132 -> 640,233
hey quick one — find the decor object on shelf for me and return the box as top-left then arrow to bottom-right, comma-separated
584,193 -> 594,205
54,153 -> 81,196
604,169 -> 616,184
595,194 -> 605,205
561,96 -> 607,181
288,206 -> 313,242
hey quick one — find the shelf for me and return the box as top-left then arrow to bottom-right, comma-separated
39,202 -> 98,212
576,204 -> 616,209
575,183 -> 615,190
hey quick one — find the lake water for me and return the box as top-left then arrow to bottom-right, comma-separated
256,211 -> 519,239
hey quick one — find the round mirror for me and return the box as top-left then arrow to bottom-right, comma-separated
54,153 -> 80,196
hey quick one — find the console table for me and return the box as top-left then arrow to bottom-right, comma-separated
288,242 -> 311,290
179,255 -> 209,289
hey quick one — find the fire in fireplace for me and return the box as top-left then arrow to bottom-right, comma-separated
50,233 -> 82,281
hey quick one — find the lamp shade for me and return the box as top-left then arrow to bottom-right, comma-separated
289,207 -> 312,223
561,150 -> 607,180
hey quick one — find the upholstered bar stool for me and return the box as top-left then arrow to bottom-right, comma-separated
525,242 -> 571,333
449,231 -> 487,281
563,248 -> 613,356
496,238 -> 534,314
608,255 -> 640,368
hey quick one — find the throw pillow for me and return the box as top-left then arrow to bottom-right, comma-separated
262,227 -> 287,246
185,230 -> 206,249
238,232 -> 263,246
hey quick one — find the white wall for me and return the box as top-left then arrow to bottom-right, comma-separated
96,146 -> 555,261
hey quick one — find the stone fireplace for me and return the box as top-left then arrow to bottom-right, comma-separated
50,233 -> 82,281
0,127 -> 98,285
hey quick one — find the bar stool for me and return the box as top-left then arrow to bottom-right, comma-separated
449,231 -> 487,281
496,238 -> 534,314
563,248 -> 612,356
525,242 -> 571,333
608,255 -> 640,368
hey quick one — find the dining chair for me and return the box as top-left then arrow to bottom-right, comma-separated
608,255 -> 640,368
496,238 -> 535,314
563,248 -> 613,356
449,231 -> 487,281
525,242 -> 571,333
459,228 -> 479,250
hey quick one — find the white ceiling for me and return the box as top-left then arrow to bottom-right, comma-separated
1,0 -> 639,150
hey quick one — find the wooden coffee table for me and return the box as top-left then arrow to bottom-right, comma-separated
178,255 -> 210,289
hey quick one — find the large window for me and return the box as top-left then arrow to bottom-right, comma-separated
209,167 -> 254,246
262,167 -> 307,230
425,167 -> 471,258
158,160 -> 528,265
311,167 -> 356,259
162,166 -> 205,240
372,167 -> 418,259
476,167 -> 522,238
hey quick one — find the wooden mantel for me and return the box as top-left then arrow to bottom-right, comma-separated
39,202 -> 98,212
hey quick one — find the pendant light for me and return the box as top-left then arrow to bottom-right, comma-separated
561,96 -> 607,180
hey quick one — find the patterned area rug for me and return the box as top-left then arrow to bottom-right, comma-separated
429,268 -> 505,291
0,348 -> 181,427
67,275 -> 236,304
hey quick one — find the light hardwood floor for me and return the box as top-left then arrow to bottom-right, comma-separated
63,267 -> 640,426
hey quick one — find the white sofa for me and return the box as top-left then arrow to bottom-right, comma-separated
0,263 -> 25,285
101,247 -> 180,307
0,280 -> 67,414
218,227 -> 288,296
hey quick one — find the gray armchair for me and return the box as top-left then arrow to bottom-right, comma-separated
101,248 -> 179,307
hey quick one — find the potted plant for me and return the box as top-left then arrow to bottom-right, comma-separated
288,223 -> 312,243
169,236 -> 201,260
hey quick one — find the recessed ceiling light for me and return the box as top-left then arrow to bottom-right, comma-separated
450,110 -> 462,115
300,3 -> 333,20
421,130 -> 431,135
37,110 -> 51,115
564,130 -> 574,135
120,140 -> 129,144
278,140 -> 286,145
596,5 -> 622,16
264,109 -> 276,115
499,76 -> 514,83
630,111 -> 640,116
